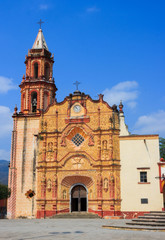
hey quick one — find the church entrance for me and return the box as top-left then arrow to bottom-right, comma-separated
71,185 -> 87,212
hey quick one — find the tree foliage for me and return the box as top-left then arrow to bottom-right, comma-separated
159,137 -> 165,159
0,184 -> 11,200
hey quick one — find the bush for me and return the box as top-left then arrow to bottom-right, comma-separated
0,184 -> 11,200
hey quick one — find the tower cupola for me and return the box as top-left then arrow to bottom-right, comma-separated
19,27 -> 57,114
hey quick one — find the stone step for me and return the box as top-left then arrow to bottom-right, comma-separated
127,222 -> 165,227
144,213 -> 165,217
132,218 -> 165,223
138,216 -> 165,220
49,212 -> 100,219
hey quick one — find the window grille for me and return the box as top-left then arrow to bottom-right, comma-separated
71,133 -> 84,147
140,172 -> 147,182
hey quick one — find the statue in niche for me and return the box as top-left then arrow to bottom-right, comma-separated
48,142 -> 53,151
103,178 -> 109,192
47,179 -> 52,192
88,132 -> 94,146
63,190 -> 66,199
102,140 -> 109,160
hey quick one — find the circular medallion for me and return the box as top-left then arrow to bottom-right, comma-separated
73,105 -> 81,113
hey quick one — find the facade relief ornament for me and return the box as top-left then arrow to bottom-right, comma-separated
97,173 -> 102,198
47,142 -> 53,161
41,173 -> 46,198
88,132 -> 94,146
43,121 -> 47,131
109,174 -> 115,199
102,140 -> 109,160
60,133 -> 67,147
72,157 -> 84,170
47,179 -> 52,192
52,174 -> 58,199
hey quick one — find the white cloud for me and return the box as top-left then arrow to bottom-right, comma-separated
103,81 -> 139,109
0,76 -> 17,93
39,4 -> 49,10
133,110 -> 165,136
0,106 -> 13,138
86,6 -> 100,13
0,149 -> 10,161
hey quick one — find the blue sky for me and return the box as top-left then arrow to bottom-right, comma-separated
0,0 -> 165,160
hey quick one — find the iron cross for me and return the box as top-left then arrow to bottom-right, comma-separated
73,81 -> 81,91
37,19 -> 44,29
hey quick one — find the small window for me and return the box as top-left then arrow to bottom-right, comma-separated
140,172 -> 147,183
141,198 -> 148,204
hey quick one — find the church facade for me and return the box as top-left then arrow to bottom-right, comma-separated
7,28 -> 164,219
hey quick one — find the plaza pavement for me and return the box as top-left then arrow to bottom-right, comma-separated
0,218 -> 165,240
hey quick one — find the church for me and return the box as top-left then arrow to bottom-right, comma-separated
7,27 -> 165,219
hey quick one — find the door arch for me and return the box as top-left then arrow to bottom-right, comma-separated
70,184 -> 88,212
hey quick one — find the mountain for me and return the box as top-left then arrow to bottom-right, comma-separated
0,160 -> 9,185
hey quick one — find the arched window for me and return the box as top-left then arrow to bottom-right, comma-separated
45,63 -> 50,80
31,92 -> 37,112
34,63 -> 38,79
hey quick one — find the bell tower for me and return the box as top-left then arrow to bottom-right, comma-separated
19,27 -> 57,114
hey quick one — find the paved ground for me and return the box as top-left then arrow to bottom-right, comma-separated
0,219 -> 165,240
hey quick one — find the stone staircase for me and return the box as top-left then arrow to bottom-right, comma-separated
49,212 -> 100,219
127,211 -> 165,227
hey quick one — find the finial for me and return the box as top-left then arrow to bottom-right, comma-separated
98,94 -> 104,102
14,104 -> 18,114
119,100 -> 123,113
22,74 -> 25,82
37,19 -> 44,29
73,81 -> 81,91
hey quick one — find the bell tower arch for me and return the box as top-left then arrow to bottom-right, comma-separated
20,27 -> 57,114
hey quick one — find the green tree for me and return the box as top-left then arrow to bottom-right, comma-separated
0,184 -> 11,200
159,137 -> 165,159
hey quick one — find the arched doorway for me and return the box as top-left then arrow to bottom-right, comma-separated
71,184 -> 87,212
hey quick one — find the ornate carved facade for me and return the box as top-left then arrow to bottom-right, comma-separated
7,28 -> 121,218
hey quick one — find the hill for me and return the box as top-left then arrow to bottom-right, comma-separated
0,160 -> 9,185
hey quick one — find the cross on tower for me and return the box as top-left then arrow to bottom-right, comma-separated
73,81 -> 81,91
37,19 -> 44,29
